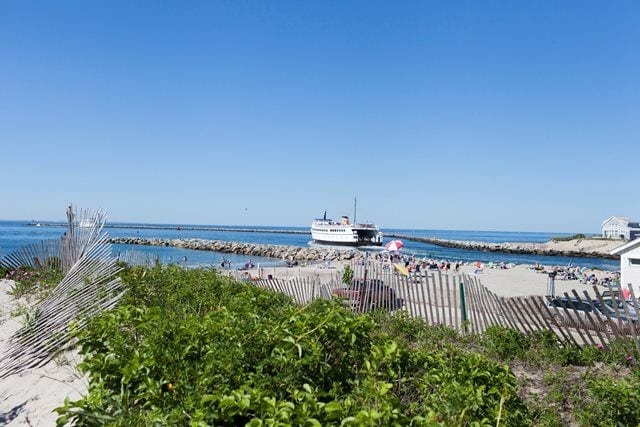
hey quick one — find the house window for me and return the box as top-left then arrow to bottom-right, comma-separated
630,258 -> 640,266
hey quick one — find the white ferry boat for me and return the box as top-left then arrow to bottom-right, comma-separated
311,211 -> 383,246
77,217 -> 98,228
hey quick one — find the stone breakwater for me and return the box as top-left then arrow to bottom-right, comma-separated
109,237 -> 359,261
36,222 -> 310,234
386,234 -> 619,259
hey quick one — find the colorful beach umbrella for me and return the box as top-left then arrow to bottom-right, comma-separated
385,240 -> 404,252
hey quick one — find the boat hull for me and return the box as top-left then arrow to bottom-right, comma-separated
311,222 -> 383,247
312,238 -> 383,247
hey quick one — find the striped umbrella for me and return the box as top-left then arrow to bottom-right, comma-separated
385,240 -> 404,252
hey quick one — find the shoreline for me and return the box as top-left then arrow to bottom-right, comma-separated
109,237 -> 360,261
23,222 -> 620,260
109,236 -> 621,262
386,234 -> 620,259
228,259 -> 618,298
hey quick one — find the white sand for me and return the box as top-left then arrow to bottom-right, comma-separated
542,237 -> 622,254
0,279 -> 87,426
457,264 -> 590,297
238,260 -> 615,298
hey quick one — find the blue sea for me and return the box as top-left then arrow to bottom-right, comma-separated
0,220 -> 619,271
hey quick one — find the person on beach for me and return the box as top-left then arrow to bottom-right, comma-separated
474,261 -> 484,274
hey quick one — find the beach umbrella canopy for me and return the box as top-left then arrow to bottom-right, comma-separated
385,240 -> 404,252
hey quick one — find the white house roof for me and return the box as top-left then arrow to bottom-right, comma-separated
610,238 -> 640,255
602,216 -> 631,227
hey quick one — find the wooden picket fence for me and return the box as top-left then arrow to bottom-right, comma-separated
0,206 -> 125,379
116,249 -> 159,267
0,239 -> 62,271
1,206 -> 109,274
240,261 -> 640,355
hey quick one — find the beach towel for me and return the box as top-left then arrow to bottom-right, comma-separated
394,263 -> 409,276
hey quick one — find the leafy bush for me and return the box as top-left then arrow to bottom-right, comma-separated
577,374 -> 640,426
550,234 -> 586,242
532,338 -> 636,368
57,266 -> 531,426
369,310 -> 468,350
482,326 -> 532,360
399,348 -> 531,425
5,266 -> 63,298
342,264 -> 353,285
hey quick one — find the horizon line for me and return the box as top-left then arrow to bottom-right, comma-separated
0,218 -> 590,236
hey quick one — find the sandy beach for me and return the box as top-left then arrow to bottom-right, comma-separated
457,263 -> 593,297
235,259 -> 616,298
0,279 -> 87,426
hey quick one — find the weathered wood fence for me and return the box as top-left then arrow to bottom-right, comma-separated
237,261 -> 640,355
0,206 -> 125,379
116,249 -> 159,267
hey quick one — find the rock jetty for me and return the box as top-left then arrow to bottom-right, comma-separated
110,235 -> 622,261
385,234 -> 619,259
109,237 -> 359,261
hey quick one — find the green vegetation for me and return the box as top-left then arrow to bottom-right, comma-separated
52,265 -> 640,426
342,264 -> 354,285
550,234 -> 587,242
577,374 -> 640,426
3,265 -> 63,299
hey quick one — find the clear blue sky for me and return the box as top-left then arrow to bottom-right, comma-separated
1,1 -> 638,232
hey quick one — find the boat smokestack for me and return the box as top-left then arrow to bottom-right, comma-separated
353,196 -> 357,224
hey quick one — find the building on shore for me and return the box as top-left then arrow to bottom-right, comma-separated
610,238 -> 640,296
601,216 -> 640,240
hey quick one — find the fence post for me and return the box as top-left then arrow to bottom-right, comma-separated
460,281 -> 468,333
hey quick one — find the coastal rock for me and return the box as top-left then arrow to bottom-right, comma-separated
109,235 -> 621,262
384,234 -> 620,259
108,237 -> 360,262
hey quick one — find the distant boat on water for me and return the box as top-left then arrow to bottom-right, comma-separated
311,200 -> 383,247
77,218 -> 98,228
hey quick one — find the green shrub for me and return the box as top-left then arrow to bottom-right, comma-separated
482,326 -> 532,360
57,266 -> 532,426
5,266 -> 63,298
399,348 -> 531,426
342,264 -> 353,285
370,310 -> 466,350
550,234 -> 586,242
544,340 -> 636,367
577,374 -> 640,426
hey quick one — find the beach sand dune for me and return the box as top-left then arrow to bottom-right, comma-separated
0,279 -> 87,426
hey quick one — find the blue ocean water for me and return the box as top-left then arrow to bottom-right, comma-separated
0,220 -> 619,271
